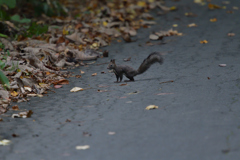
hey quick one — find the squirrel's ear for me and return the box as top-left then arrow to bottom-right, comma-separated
112,59 -> 115,63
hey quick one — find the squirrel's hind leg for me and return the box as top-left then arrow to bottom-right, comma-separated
124,77 -> 134,82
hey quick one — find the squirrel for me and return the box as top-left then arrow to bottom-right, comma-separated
107,52 -> 163,82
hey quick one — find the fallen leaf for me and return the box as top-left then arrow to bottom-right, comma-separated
188,23 -> 197,27
210,18 -> 217,22
27,94 -> 38,97
66,119 -> 71,122
159,80 -> 174,84
185,12 -> 197,17
12,110 -> 33,118
92,73 -> 97,76
76,145 -> 90,150
123,57 -> 131,62
75,75 -> 82,78
10,91 -> 18,97
172,24 -> 178,27
97,89 -> 108,92
119,83 -> 128,86
0,139 -> 11,146
80,70 -> 85,74
157,93 -> 174,95
233,6 -> 239,10
170,6 -> 177,11
208,3 -> 222,9
83,132 -> 92,137
70,87 -> 84,92
219,64 -> 227,67
54,85 -> 62,89
227,33 -> 235,37
108,132 -> 116,135
200,40 -> 208,44
12,134 -> 19,137
53,79 -> 69,85
149,34 -> 159,40
12,105 -> 19,110
145,105 -> 158,110
128,91 -> 140,95
24,86 -> 32,92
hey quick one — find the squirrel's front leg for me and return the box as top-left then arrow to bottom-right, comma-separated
114,74 -> 120,83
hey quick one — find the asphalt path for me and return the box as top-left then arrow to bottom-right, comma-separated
1,0 -> 240,159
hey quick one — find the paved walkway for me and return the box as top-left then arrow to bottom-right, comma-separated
1,0 -> 240,159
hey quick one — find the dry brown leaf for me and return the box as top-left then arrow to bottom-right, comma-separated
208,3 -> 222,9
228,33 -> 235,37
75,75 -> 82,78
12,110 -> 33,118
53,79 -> 69,85
92,73 -> 97,76
12,105 -> 19,110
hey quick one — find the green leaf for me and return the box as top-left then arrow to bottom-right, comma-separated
0,33 -> 8,38
0,42 -> 4,49
0,71 -> 9,88
11,14 -> 31,23
0,0 -> 16,8
25,22 -> 48,37
0,60 -> 5,69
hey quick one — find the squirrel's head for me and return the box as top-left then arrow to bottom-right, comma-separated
107,59 -> 116,69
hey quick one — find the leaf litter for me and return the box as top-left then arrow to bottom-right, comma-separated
0,0 -> 175,115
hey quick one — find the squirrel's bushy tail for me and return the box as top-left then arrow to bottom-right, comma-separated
137,52 -> 163,75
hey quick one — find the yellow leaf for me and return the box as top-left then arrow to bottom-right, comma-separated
11,91 -> 18,97
62,27 -> 69,35
148,0 -> 155,2
172,24 -> 178,27
200,40 -> 208,44
210,18 -> 217,22
170,6 -> 177,11
103,21 -> 108,27
137,1 -> 146,7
